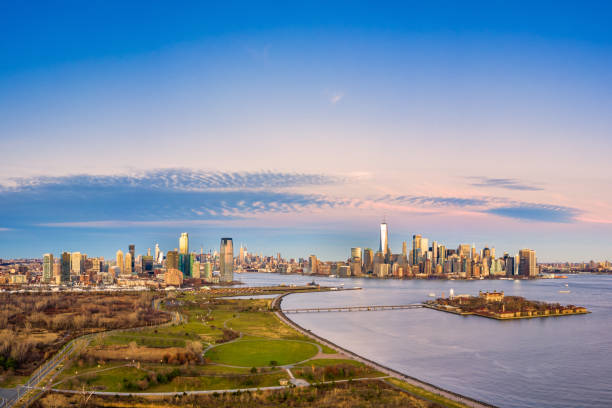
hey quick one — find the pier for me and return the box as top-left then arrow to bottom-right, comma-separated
282,304 -> 424,313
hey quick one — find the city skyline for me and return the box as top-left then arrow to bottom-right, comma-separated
1,3 -> 612,261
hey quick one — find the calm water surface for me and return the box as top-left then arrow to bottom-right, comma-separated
238,272 -> 612,408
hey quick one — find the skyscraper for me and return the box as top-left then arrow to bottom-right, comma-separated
71,252 -> 82,274
155,243 -> 160,262
519,249 -> 537,277
166,250 -> 179,270
379,222 -> 389,258
60,252 -> 71,283
219,238 -> 234,283
363,248 -> 374,274
179,233 -> 189,255
351,247 -> 362,261
43,253 -> 53,283
129,244 -> 135,271
239,245 -> 245,265
125,252 -> 133,275
116,250 -> 124,275
412,235 -> 422,265
309,255 -> 318,275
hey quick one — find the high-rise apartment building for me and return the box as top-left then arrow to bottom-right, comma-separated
43,253 -> 53,283
166,250 -> 179,270
71,252 -> 81,274
363,248 -> 374,274
179,233 -> 189,255
116,250 -> 124,275
60,252 -> 71,283
519,249 -> 537,277
129,244 -> 135,271
125,252 -> 133,275
412,235 -> 422,265
309,255 -> 318,274
219,238 -> 234,283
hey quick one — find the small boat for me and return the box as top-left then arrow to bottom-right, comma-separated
564,283 -> 569,287
559,290 -> 571,294
428,292 -> 436,297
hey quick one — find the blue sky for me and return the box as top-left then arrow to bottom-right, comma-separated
1,2 -> 611,261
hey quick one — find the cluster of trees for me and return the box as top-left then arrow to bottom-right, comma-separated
217,328 -> 240,343
293,363 -> 372,382
0,292 -> 168,374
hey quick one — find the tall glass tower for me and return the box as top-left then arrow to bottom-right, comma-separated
379,222 -> 389,257
220,238 -> 234,283
179,233 -> 189,254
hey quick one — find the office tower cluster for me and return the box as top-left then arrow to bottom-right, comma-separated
27,232 -> 237,287
331,221 -> 539,279
300,221 -> 539,280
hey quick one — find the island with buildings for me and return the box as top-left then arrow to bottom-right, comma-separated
425,290 -> 589,320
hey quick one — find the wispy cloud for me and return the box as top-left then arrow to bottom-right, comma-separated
329,91 -> 344,104
2,169 -> 341,193
469,177 -> 544,191
484,204 -> 580,223
0,169 -> 582,229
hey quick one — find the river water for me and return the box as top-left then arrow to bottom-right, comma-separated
237,272 -> 612,408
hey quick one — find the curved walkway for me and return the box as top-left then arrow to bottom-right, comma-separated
274,292 -> 497,408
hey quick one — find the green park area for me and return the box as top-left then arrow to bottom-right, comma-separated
30,290 -> 471,408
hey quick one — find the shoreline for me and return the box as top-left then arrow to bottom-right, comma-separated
273,292 -> 497,408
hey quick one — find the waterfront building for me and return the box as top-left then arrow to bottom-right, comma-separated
179,233 -> 189,254
219,238 -> 234,283
309,255 -> 318,274
505,255 -> 517,277
43,253 -> 53,283
239,245 -> 245,265
363,248 -> 374,274
519,249 -> 537,277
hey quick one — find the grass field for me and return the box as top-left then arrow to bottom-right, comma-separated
54,364 -> 289,392
205,339 -> 318,367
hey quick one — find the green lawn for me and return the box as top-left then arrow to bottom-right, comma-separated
55,364 -> 288,393
205,339 -> 318,367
